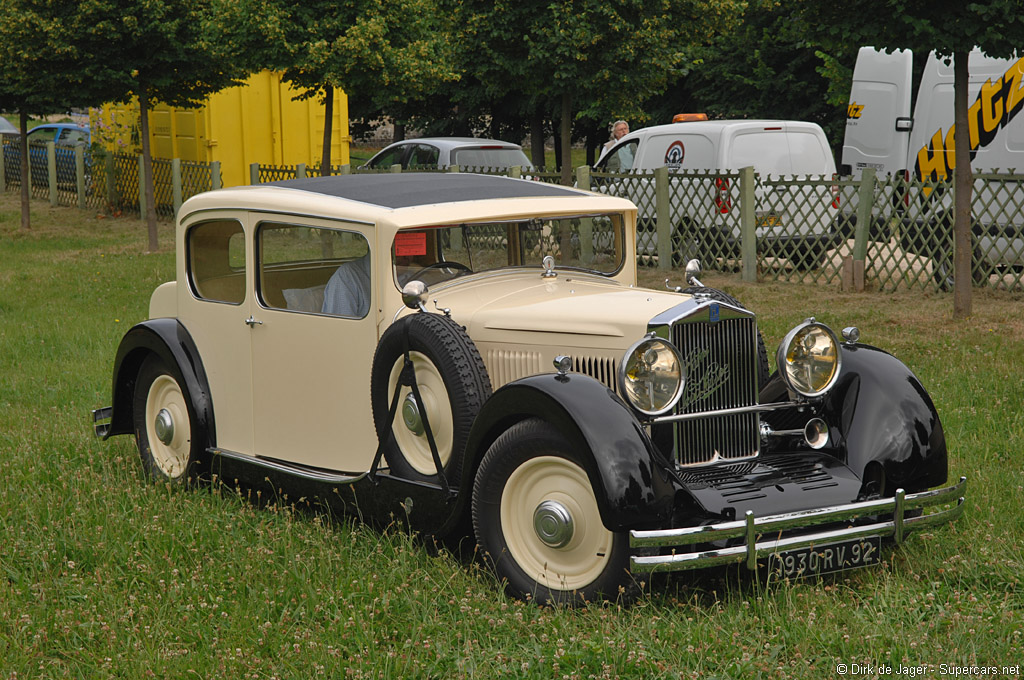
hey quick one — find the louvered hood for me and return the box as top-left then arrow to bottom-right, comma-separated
432,271 -> 684,352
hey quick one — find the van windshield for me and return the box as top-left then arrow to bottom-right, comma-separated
392,213 -> 626,287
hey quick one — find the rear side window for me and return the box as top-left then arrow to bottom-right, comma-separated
407,144 -> 440,167
187,219 -> 246,304
257,223 -> 371,318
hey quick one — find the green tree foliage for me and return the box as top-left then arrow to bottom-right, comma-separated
0,0 -> 112,229
682,1 -> 857,151
68,0 -> 244,250
793,0 -> 1024,317
216,0 -> 458,173
456,0 -> 743,183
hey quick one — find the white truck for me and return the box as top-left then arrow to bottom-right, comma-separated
842,46 -> 1024,288
594,119 -> 840,270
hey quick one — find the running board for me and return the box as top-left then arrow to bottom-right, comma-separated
210,448 -> 365,485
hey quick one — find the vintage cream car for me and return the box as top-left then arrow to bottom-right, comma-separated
95,173 -> 964,604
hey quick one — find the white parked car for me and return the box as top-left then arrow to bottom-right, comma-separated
94,173 -> 963,605
362,137 -> 533,171
595,120 -> 841,269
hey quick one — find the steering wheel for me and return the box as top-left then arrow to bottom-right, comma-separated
410,261 -> 472,280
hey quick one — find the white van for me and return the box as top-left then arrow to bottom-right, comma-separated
843,46 -> 1024,287
594,120 -> 839,269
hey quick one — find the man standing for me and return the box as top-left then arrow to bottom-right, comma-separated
598,120 -> 629,162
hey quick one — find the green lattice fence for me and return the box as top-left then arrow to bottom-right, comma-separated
669,170 -> 742,271
755,174 -> 848,284
4,147 -> 1021,291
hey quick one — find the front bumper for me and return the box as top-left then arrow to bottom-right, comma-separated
629,476 -> 966,573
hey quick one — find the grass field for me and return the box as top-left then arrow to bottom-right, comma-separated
1,193 -> 1021,678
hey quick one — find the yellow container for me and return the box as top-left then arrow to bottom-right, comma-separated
93,71 -> 350,187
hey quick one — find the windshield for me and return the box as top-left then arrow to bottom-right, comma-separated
392,213 -> 625,287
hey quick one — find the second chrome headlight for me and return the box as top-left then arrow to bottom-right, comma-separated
619,337 -> 685,416
776,319 -> 842,398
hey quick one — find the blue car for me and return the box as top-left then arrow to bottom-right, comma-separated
2,123 -> 91,189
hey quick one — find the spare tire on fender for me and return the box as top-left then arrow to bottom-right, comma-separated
370,313 -> 492,484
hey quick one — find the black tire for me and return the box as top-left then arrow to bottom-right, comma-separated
132,354 -> 204,483
371,313 -> 491,483
791,242 -> 826,271
679,286 -> 771,389
472,418 -> 634,606
932,247 -> 989,291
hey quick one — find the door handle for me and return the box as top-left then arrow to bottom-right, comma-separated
244,316 -> 263,328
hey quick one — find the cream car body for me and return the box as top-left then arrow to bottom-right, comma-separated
96,173 -> 964,605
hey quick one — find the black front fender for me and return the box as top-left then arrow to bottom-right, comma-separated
821,344 -> 947,493
105,319 -> 215,449
458,373 -> 677,532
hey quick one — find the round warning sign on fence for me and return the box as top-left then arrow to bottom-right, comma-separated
665,141 -> 686,170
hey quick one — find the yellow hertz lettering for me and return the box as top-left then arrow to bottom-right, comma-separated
847,102 -> 865,119
914,56 -> 1024,182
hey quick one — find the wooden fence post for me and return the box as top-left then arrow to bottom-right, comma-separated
137,155 -> 146,217
249,163 -> 260,185
75,144 -> 86,210
655,167 -> 671,271
104,153 -> 117,208
338,164 -> 351,175
848,167 -> 876,292
211,161 -> 222,190
297,163 -> 307,179
740,166 -> 757,283
172,158 -> 183,218
47,142 -> 58,206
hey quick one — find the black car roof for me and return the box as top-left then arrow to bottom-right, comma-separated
266,173 -> 586,210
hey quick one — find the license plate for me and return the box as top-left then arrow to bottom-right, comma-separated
756,214 -> 782,227
770,536 -> 882,579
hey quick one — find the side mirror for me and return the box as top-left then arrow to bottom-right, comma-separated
401,280 -> 429,312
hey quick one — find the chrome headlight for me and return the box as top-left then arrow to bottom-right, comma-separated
619,337 -> 685,416
776,319 -> 842,398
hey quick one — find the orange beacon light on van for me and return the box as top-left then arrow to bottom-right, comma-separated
672,113 -> 708,123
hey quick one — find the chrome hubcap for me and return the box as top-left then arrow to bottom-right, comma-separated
154,408 -> 175,445
401,393 -> 424,435
533,500 -> 574,548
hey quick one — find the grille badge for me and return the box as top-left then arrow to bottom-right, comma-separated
709,303 -> 720,323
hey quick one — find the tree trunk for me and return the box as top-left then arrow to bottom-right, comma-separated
952,50 -> 972,319
321,85 -> 333,176
393,122 -> 406,143
18,110 -> 30,231
139,90 -> 159,252
530,113 -> 545,168
560,92 -> 572,186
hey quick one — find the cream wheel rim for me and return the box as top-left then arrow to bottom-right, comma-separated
145,375 -> 191,478
500,455 -> 612,592
387,351 -> 454,475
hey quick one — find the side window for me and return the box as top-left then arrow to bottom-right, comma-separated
27,127 -> 56,144
407,144 -> 440,167
602,141 -> 638,172
368,145 -> 406,169
187,219 -> 246,304
257,223 -> 371,319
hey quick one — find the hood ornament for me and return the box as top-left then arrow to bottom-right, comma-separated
541,255 -> 557,278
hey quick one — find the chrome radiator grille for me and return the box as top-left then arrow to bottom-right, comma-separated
671,316 -> 760,466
